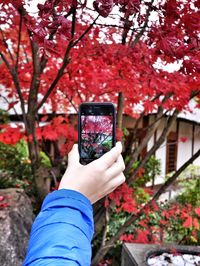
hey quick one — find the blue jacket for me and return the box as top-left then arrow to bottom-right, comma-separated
23,189 -> 94,266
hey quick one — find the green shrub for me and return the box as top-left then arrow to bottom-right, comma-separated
0,140 -> 33,192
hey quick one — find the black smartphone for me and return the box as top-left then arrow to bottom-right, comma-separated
78,102 -> 116,165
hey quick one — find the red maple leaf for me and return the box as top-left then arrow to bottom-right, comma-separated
193,218 -> 199,230
180,137 -> 187,143
195,207 -> 200,218
42,125 -> 59,140
183,216 -> 193,228
135,229 -> 150,243
0,196 -> 4,202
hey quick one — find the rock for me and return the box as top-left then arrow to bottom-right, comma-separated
0,188 -> 34,266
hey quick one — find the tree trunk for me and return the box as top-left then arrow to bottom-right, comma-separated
117,92 -> 124,129
26,113 -> 50,200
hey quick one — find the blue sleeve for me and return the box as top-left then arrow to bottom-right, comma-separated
23,189 -> 94,266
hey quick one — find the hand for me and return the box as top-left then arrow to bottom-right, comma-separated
58,142 -> 125,204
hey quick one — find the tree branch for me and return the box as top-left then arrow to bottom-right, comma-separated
100,207 -> 109,249
72,15 -> 100,47
121,15 -> 130,45
116,14 -> 131,132
16,13 -> 23,70
152,148 -> 200,200
130,106 -> 164,163
35,43 -> 72,112
131,0 -> 154,48
0,51 -> 27,128
123,92 -> 163,160
71,2 -> 77,39
36,15 -> 100,112
127,110 -> 179,180
125,90 -> 199,177
95,22 -> 146,31
117,92 -> 124,129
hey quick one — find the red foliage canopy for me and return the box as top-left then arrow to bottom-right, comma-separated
0,0 -> 200,257
0,0 -> 199,121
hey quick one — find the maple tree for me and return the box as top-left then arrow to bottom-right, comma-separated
0,0 -> 200,264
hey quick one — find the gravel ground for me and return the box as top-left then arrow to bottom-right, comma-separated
148,253 -> 200,266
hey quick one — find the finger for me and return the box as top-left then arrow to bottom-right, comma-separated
67,144 -> 80,166
107,173 -> 126,194
105,155 -> 125,181
92,142 -> 122,169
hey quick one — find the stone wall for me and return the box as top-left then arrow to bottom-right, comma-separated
0,188 -> 34,266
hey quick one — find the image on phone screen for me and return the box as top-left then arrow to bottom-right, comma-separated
79,103 -> 115,164
81,115 -> 113,160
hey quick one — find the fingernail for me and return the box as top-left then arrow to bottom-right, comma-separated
72,144 -> 78,150
116,142 -> 122,148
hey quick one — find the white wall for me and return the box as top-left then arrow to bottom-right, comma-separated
154,122 -> 167,183
194,125 -> 200,165
177,122 -> 200,167
177,121 -> 193,169
147,118 -> 200,185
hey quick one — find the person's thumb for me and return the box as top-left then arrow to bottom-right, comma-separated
67,144 -> 80,166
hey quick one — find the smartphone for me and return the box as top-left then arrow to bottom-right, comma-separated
78,102 -> 116,165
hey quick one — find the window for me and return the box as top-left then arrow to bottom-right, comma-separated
166,132 -> 177,174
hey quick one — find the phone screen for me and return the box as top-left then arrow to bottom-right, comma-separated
79,103 -> 115,164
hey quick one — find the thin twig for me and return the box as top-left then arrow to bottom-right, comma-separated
67,96 -> 78,112
72,15 -> 100,47
0,95 -> 21,120
0,51 -> 27,128
16,14 -> 23,70
100,207 -> 109,248
95,22 -> 147,31
22,45 -> 29,63
0,28 -> 15,63
131,0 -> 154,48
